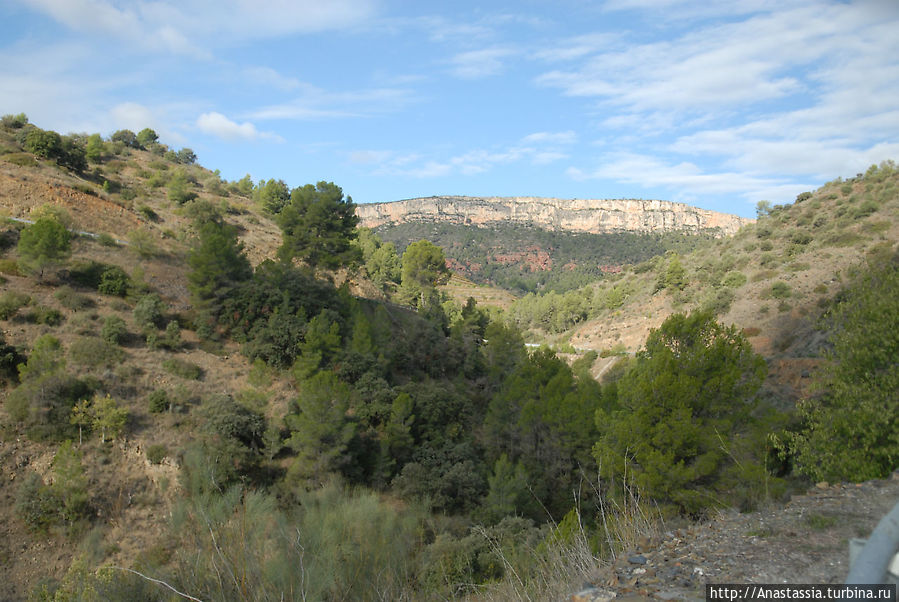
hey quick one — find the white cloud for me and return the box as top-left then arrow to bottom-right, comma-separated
539,1 -> 899,206
566,152 -> 817,207
243,67 -> 302,92
355,130 -> 575,179
521,131 -> 577,145
535,3 -> 891,115
448,47 -> 517,79
250,87 -> 416,121
196,112 -> 281,142
532,33 -> 618,62
18,0 -> 377,56
111,102 -> 156,131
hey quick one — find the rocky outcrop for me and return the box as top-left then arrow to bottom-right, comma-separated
356,196 -> 752,236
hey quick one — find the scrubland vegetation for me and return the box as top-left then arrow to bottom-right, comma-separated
0,114 -> 897,600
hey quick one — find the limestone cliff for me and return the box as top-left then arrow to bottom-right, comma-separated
356,196 -> 752,236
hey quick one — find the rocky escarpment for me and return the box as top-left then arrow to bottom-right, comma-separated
356,196 -> 752,236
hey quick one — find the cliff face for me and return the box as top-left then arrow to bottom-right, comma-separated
356,196 -> 752,236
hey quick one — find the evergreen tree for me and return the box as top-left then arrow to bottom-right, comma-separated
187,219 -> 252,320
286,372 -> 356,484
17,216 -> 72,278
400,239 -> 449,308
254,178 -> 291,214
594,311 -> 766,515
277,181 -> 360,269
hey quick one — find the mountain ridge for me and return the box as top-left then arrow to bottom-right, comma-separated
357,195 -> 753,236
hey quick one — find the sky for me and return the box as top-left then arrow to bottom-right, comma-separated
1,1 -> 898,218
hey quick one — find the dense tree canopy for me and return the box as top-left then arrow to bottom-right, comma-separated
277,181 -> 360,270
254,178 -> 291,214
187,218 -> 253,322
400,239 -> 449,308
594,311 -> 767,514
785,253 -> 899,482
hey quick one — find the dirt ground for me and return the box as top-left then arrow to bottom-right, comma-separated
575,472 -> 899,601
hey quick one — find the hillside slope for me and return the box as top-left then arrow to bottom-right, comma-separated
504,162 -> 898,400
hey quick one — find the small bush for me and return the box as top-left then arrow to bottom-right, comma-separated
97,265 -> 130,296
25,306 -> 63,326
721,271 -> 747,288
97,233 -> 118,247
742,327 -> 762,337
101,315 -> 127,345
15,472 -> 59,533
162,357 -> 202,380
769,281 -> 792,299
853,200 -> 879,219
0,290 -> 31,319
146,444 -> 168,464
159,320 -> 181,351
133,294 -> 165,330
4,153 -> 39,167
790,232 -> 812,245
0,258 -> 20,276
69,336 -> 123,368
137,205 -> 159,222
127,229 -> 159,258
701,287 -> 735,316
147,389 -> 170,413
54,286 -> 95,310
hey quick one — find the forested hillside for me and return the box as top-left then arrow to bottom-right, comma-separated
0,114 -> 896,601
373,221 -> 716,294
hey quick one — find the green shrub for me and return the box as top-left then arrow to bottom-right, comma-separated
147,389 -> 170,413
15,472 -> 58,532
25,306 -> 63,326
146,444 -> 167,464
0,290 -> 31,319
137,205 -> 159,222
769,281 -> 792,299
779,255 -> 899,482
3,153 -> 38,167
133,293 -> 165,330
97,265 -> 130,296
127,229 -> 159,258
54,286 -> 95,310
162,357 -> 202,380
96,233 -> 118,247
790,232 -> 812,245
701,287 -> 735,316
159,320 -> 181,350
0,258 -> 20,276
721,271 -> 747,288
68,336 -> 123,368
853,200 -> 879,219
824,231 -> 864,247
100,315 -> 127,345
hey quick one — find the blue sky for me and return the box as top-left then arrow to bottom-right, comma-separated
1,0 -> 897,218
